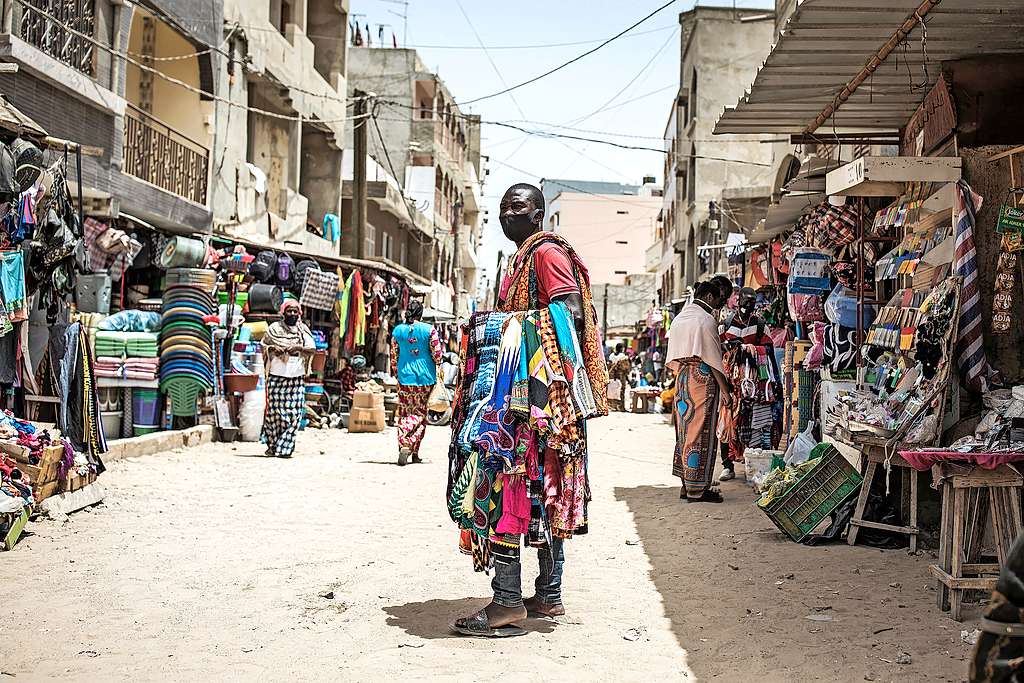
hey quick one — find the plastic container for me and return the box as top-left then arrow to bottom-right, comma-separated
76,272 -> 112,314
757,445 -> 863,542
248,284 -> 283,312
100,410 -> 122,441
132,388 -> 161,426
133,424 -> 160,437
310,350 -> 327,374
224,373 -> 259,395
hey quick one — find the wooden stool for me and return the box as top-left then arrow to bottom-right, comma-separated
931,463 -> 1023,621
630,391 -> 656,414
847,446 -> 920,551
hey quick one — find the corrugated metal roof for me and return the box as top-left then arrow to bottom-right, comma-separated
714,0 -> 1024,136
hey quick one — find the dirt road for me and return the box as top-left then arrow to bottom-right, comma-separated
1,413 -> 975,681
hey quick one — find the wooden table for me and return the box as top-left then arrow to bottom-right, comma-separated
838,429 -> 920,552
930,462 -> 1024,621
630,388 -> 660,414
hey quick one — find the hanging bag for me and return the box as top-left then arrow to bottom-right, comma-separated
427,380 -> 450,412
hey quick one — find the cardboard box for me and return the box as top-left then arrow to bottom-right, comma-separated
349,406 -> 386,433
352,390 -> 385,410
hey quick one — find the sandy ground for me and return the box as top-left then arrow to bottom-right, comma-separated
0,412 -> 978,682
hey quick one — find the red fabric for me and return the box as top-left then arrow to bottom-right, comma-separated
499,240 -> 585,306
535,242 -> 583,304
899,450 -> 1024,472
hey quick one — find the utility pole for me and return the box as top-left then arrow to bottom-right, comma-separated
353,90 -> 368,259
452,198 -> 463,315
602,283 -> 609,341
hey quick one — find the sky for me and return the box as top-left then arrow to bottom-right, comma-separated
350,0 -> 774,292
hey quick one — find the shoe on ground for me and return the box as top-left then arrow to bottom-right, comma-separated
524,596 -> 565,618
412,454 -> 422,464
398,448 -> 411,466
719,468 -> 736,482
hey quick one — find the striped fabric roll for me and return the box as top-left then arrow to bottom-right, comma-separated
953,180 -> 996,393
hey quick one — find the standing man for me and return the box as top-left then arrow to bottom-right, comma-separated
719,287 -> 774,481
453,182 -> 608,637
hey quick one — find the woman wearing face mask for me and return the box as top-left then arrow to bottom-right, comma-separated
666,276 -> 733,503
261,300 -> 316,458
391,299 -> 442,466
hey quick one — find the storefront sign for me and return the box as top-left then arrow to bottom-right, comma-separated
997,204 -> 1024,234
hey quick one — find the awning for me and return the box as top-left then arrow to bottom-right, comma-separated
421,307 -> 455,322
714,0 -> 1024,137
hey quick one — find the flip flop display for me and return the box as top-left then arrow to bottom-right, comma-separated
160,284 -> 216,416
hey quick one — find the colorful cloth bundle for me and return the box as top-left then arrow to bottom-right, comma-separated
125,332 -> 159,358
94,331 -> 127,357
447,303 -> 600,572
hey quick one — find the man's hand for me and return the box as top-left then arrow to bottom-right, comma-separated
552,292 -> 586,337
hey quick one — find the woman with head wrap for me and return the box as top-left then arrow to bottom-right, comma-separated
391,299 -> 442,465
261,300 -> 315,458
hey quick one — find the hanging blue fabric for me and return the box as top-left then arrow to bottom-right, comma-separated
322,213 -> 340,241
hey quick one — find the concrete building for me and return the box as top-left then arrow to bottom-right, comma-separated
0,0 -> 223,233
344,47 -> 484,316
648,6 -> 777,303
596,272 -> 658,343
211,0 -> 351,259
540,179 -> 639,221
543,178 -> 662,286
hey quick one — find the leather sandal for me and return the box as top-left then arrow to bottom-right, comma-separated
451,608 -> 527,638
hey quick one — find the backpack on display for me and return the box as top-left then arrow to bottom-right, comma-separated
276,253 -> 295,288
250,250 -> 278,283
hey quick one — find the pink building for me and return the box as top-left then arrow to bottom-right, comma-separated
545,181 -> 663,286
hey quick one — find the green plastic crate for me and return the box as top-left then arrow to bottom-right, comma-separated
758,445 -> 863,542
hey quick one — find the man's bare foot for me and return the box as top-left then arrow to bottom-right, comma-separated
483,601 -> 527,627
524,596 -> 565,617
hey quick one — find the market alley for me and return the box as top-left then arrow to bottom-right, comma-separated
2,413 -> 974,682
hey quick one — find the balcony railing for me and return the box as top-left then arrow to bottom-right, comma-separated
123,104 -> 209,205
19,0 -> 95,76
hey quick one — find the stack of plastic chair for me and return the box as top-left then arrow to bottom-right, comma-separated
159,284 -> 216,417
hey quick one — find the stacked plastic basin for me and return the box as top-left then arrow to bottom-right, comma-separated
159,283 -> 216,417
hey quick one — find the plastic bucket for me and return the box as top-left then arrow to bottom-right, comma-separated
133,424 -> 160,437
310,350 -> 327,374
100,410 -> 122,440
76,272 -> 112,314
248,284 -> 283,313
159,236 -> 206,268
132,388 -> 161,426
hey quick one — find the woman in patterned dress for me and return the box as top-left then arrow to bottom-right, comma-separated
665,277 -> 733,502
261,300 -> 316,458
391,300 -> 442,465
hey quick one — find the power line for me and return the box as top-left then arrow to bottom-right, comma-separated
457,0 -> 680,106
567,26 -> 679,128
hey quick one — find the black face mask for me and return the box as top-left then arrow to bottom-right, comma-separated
499,209 -> 541,237
283,313 -> 300,326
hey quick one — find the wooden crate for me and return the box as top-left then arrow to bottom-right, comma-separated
33,480 -> 59,503
60,471 -> 96,493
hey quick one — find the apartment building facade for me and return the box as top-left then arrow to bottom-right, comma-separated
543,178 -> 662,286
344,46 -> 484,315
649,6 -> 776,302
0,0 -> 222,233
212,0 -> 351,259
